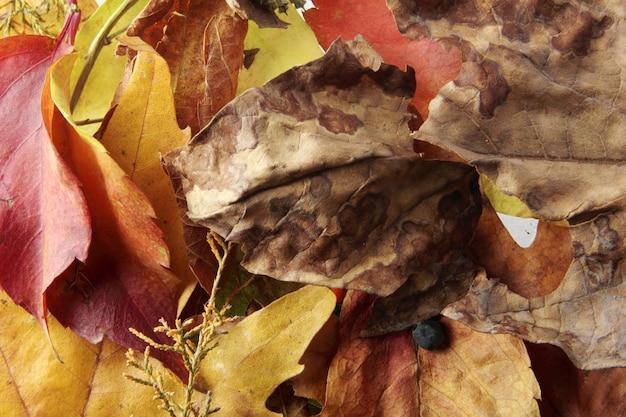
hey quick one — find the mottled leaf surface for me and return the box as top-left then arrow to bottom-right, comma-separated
164,38 -> 480,296
0,35 -> 90,325
393,0 -> 626,370
304,0 -> 462,119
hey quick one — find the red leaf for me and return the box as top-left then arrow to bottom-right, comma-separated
304,0 -> 462,118
321,291 -> 418,416
0,36 -> 90,325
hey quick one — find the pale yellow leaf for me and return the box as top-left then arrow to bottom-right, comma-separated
200,285 -> 336,417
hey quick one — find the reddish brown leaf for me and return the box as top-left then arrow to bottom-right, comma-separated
0,35 -> 90,325
303,0 -> 462,119
321,291 -> 419,416
526,342 -> 626,417
471,196 -> 572,298
127,0 -> 247,134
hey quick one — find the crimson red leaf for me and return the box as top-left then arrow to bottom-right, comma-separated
0,35 -> 90,325
304,0 -> 461,119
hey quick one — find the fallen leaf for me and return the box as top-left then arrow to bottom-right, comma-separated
98,37 -> 196,301
127,0 -> 247,134
304,0 -> 462,119
199,285 -> 336,417
0,289 -> 184,417
0,35 -> 90,327
526,342 -> 626,417
394,0 -> 626,370
418,317 -> 540,417
69,0 -> 150,134
320,291 -> 419,416
164,38 -> 480,297
237,3 -> 323,93
45,52 -> 185,377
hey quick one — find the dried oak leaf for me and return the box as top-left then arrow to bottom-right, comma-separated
164,38 -> 480,296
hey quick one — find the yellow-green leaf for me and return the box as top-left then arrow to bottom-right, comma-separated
237,4 -> 323,93
70,0 -> 150,134
200,285 -> 336,417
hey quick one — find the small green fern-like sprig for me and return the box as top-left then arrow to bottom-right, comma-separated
125,231 -> 236,417
0,0 -> 67,37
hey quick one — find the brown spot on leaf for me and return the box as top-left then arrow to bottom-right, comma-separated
338,193 -> 389,246
551,9 -> 613,56
317,106 -> 363,135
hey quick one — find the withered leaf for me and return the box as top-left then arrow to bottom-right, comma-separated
164,38 -> 481,296
390,0 -> 626,369
396,0 -> 625,223
444,214 -> 626,370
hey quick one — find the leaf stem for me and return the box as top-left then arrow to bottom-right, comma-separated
69,0 -> 138,111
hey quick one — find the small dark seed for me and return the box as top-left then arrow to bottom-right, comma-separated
412,318 -> 446,350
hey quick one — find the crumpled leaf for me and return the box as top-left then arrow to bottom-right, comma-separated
164,38 -> 481,297
391,0 -> 626,370
199,285 -> 336,417
0,289 -> 183,417
304,0 -> 462,119
126,0 -> 247,134
402,0 -> 625,223
45,52 -> 185,377
0,35 -> 90,327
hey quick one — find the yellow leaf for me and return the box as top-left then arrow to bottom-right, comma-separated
200,285 -> 336,416
99,37 -> 195,295
238,4 -> 323,92
419,318 -> 541,417
70,0 -> 150,134
0,290 -> 183,417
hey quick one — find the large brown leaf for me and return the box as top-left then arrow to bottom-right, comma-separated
395,0 -> 624,222
164,37 -> 480,297
388,0 -> 626,369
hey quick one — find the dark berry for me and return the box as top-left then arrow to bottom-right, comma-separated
412,318 -> 446,350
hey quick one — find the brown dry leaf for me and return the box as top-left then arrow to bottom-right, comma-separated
419,317 -> 541,417
164,37 -> 481,297
127,0 -> 247,134
389,0 -> 626,369
199,285 -> 336,417
398,0 -> 625,222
